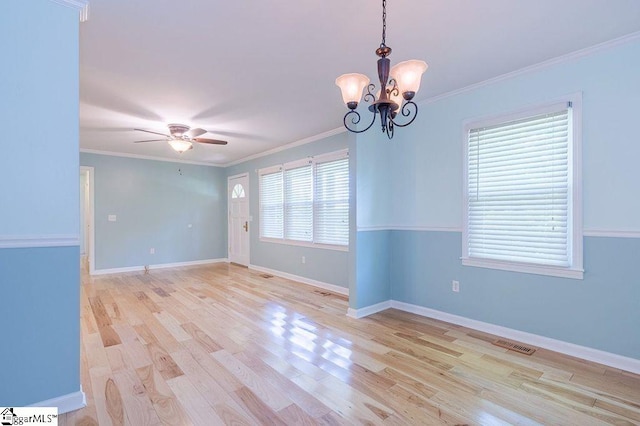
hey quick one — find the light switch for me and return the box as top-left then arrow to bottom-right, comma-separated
108,215 -> 117,222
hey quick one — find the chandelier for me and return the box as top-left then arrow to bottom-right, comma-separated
335,0 -> 428,139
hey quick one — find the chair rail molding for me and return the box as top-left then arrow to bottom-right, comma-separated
0,235 -> 80,249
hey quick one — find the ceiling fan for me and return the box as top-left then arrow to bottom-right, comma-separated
134,124 -> 227,153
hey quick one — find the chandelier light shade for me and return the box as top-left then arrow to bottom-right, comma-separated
390,60 -> 428,95
168,138 -> 193,153
335,73 -> 371,107
336,0 -> 428,139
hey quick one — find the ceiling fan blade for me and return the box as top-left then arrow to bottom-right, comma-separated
187,128 -> 207,138
194,138 -> 228,145
134,128 -> 171,137
134,139 -> 166,143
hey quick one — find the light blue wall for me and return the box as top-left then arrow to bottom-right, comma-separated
0,0 -> 81,406
349,130 -> 395,308
386,38 -> 640,230
355,130 -> 394,228
0,1 -> 80,237
0,247 -> 81,405
390,232 -> 640,359
354,37 -> 640,359
226,132 -> 350,288
354,231 -> 390,308
80,153 -> 227,270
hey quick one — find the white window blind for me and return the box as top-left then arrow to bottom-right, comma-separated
258,150 -> 349,249
466,105 -> 572,267
259,169 -> 283,239
314,157 -> 349,245
284,163 -> 313,242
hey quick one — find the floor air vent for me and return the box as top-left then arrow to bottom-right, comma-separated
492,339 -> 536,355
260,273 -> 274,279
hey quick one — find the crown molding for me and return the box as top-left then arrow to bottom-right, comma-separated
224,127 -> 346,167
80,149 -> 223,167
49,0 -> 89,22
419,31 -> 640,107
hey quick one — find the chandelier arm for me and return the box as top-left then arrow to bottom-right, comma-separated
343,109 -> 378,134
384,118 -> 394,139
388,78 -> 399,97
363,83 -> 377,104
389,101 -> 418,128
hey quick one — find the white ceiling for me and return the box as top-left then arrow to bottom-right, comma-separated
79,0 -> 640,166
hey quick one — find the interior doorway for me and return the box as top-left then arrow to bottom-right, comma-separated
228,173 -> 250,266
80,166 -> 95,275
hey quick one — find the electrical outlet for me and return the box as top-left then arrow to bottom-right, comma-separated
452,280 -> 460,292
150,248 -> 155,254
301,256 -> 306,264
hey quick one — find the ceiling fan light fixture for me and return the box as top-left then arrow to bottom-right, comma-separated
133,124 -> 227,153
168,138 -> 193,153
167,123 -> 190,138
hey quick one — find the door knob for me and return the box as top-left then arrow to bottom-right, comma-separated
243,221 -> 248,232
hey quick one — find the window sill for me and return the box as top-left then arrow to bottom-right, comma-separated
461,257 -> 584,280
260,237 -> 349,252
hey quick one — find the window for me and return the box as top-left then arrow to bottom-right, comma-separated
259,168 -> 283,239
462,97 -> 582,279
231,183 -> 246,198
315,155 -> 349,246
259,150 -> 349,249
284,161 -> 313,242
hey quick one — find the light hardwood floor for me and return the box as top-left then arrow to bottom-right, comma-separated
60,263 -> 640,425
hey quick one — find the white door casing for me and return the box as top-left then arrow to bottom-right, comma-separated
228,173 -> 250,266
80,166 -> 95,275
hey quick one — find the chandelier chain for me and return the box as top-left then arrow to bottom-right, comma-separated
381,0 -> 387,47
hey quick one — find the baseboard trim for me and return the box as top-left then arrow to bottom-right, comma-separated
348,299 -> 640,374
389,300 -> 640,375
92,258 -> 228,276
248,264 -> 349,296
29,388 -> 86,414
347,301 -> 391,319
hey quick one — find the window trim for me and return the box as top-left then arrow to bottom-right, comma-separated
258,149 -> 349,252
461,94 -> 583,279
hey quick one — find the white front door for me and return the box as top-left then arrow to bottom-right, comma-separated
228,174 -> 250,266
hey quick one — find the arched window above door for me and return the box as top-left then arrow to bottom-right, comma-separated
232,183 -> 246,199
